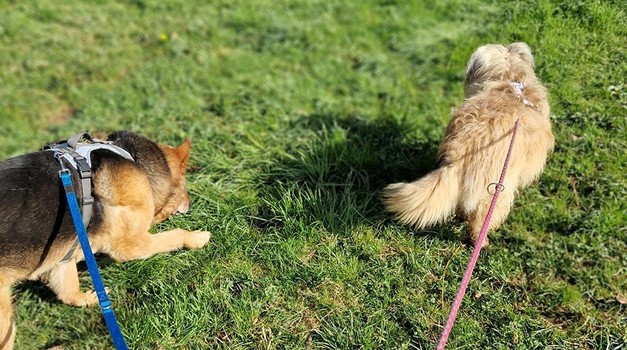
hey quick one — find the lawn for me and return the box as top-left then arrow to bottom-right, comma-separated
0,0 -> 625,349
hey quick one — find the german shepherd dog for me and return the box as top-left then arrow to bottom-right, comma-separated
0,131 -> 211,349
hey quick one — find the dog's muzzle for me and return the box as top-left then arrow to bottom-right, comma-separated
174,201 -> 190,215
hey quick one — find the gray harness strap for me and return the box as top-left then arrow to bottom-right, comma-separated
54,146 -> 93,262
45,132 -> 134,263
68,132 -> 93,149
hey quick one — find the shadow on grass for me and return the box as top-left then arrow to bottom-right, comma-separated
14,256 -> 118,305
255,113 -> 458,243
13,280 -> 58,304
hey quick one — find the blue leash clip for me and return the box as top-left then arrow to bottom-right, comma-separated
59,169 -> 129,350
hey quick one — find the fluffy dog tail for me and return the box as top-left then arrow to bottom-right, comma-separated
383,166 -> 459,228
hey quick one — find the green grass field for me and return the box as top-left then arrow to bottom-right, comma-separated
1,0 -> 625,349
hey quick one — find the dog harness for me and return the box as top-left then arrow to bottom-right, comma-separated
44,133 -> 134,262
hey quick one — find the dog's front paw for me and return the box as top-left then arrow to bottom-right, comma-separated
59,290 -> 100,307
184,230 -> 211,249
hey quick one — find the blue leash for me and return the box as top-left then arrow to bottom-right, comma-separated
59,169 -> 129,350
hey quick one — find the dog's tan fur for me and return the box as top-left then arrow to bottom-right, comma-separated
384,42 -> 554,246
0,137 -> 210,350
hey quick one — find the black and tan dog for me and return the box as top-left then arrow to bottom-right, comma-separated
0,131 -> 211,349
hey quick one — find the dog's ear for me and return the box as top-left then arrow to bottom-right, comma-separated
465,46 -> 487,83
508,42 -> 535,68
175,139 -> 192,174
465,44 -> 506,84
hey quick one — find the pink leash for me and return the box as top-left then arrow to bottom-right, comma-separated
436,117 -> 522,349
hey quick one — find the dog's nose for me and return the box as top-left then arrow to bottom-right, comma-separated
175,201 -> 190,215
174,198 -> 190,214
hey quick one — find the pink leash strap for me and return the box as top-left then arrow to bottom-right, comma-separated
436,118 -> 522,349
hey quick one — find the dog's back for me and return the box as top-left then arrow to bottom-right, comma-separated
0,152 -> 78,272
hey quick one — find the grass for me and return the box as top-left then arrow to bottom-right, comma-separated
1,0 -> 625,348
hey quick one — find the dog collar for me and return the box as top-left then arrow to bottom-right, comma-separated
511,82 -> 537,109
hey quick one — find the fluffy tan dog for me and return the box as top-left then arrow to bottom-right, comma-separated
384,42 -> 554,247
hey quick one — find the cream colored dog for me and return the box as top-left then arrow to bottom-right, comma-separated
384,42 -> 554,247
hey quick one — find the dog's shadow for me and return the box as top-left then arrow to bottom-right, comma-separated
14,257 -> 118,305
255,113 -> 458,242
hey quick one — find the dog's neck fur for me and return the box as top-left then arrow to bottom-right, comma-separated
107,131 -> 173,215
465,79 -> 548,115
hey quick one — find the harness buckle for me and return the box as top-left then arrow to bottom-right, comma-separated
79,169 -> 92,179
83,195 -> 95,205
75,157 -> 92,179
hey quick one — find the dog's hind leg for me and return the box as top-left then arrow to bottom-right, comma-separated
48,261 -> 99,307
466,189 -> 515,247
0,283 -> 16,350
